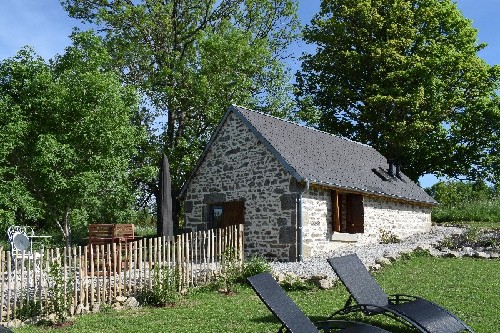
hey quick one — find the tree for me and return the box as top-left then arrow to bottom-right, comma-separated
296,0 -> 500,183
61,0 -> 300,215
0,32 -> 151,245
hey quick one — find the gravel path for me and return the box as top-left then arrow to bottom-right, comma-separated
270,226 -> 465,279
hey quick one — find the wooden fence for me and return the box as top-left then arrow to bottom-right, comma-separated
1,224 -> 244,322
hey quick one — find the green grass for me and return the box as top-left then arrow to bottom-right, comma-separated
13,255 -> 500,333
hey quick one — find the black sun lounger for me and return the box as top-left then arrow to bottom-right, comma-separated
327,254 -> 475,333
247,272 -> 390,333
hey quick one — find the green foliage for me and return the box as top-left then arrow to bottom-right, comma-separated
431,199 -> 500,225
428,180 -> 495,206
215,246 -> 242,294
240,254 -> 271,281
61,0 -> 300,210
0,32 -> 152,245
16,299 -> 43,321
296,0 -> 500,183
279,273 -> 314,292
138,265 -> 181,307
379,229 -> 401,244
46,260 -> 74,324
428,180 -> 500,224
438,227 -> 499,250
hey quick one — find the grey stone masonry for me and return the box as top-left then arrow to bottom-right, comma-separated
184,113 -> 301,261
183,109 -> 434,262
301,185 -> 432,257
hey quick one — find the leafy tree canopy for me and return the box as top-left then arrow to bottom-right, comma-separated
0,31 -> 152,245
296,0 -> 500,184
61,0 -> 300,199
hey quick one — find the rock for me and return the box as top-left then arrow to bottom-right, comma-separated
428,248 -> 443,257
473,252 -> 490,259
489,252 -> 499,259
310,277 -> 334,289
274,273 -> 288,283
416,244 -> 432,252
383,254 -> 399,262
91,303 -> 100,313
375,257 -> 391,266
115,296 -> 127,303
123,297 -> 139,308
443,251 -> 461,258
75,303 -> 89,315
369,264 -> 382,271
8,319 -> 23,328
112,302 -> 123,311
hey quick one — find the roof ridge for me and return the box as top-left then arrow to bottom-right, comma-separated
231,104 -> 372,149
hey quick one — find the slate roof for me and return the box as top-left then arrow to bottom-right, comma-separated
181,105 -> 438,206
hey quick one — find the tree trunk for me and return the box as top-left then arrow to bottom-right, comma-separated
56,209 -> 72,248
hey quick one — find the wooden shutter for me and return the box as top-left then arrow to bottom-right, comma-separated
346,194 -> 364,234
331,190 -> 341,232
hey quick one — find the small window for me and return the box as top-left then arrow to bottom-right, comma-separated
210,206 -> 224,228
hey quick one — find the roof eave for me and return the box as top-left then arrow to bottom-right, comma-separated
306,179 -> 439,207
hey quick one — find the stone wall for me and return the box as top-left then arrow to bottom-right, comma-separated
301,186 -> 433,256
301,186 -> 334,257
183,113 -> 301,261
363,196 -> 433,240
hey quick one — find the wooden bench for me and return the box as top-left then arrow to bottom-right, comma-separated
85,224 -> 135,275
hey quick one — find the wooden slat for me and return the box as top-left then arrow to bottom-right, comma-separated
1,224 -> 245,322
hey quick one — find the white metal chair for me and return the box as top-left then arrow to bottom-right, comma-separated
7,226 -> 42,266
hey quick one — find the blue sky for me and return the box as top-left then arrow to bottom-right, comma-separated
1,0 -> 499,187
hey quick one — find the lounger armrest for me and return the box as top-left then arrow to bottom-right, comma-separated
315,320 -> 364,329
330,303 -> 387,318
316,320 -> 388,332
388,294 -> 420,304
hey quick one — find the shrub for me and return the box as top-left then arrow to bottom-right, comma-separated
379,229 -> 400,244
438,227 -> 500,250
138,265 -> 180,307
279,273 -> 314,291
241,254 -> 271,281
16,299 -> 43,320
213,246 -> 242,294
46,260 -> 74,324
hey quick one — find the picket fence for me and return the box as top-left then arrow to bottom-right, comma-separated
1,224 -> 244,322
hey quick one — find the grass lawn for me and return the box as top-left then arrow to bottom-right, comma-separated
12,255 -> 499,333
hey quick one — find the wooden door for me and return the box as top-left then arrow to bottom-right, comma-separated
221,201 -> 245,228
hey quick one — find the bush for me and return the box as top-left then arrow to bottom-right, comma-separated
46,260 -> 74,324
279,273 -> 314,291
379,229 -> 400,244
213,246 -> 242,294
16,299 -> 43,320
138,265 -> 180,307
241,254 -> 271,281
438,227 -> 500,250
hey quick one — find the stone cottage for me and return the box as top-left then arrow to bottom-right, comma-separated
180,105 -> 438,262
